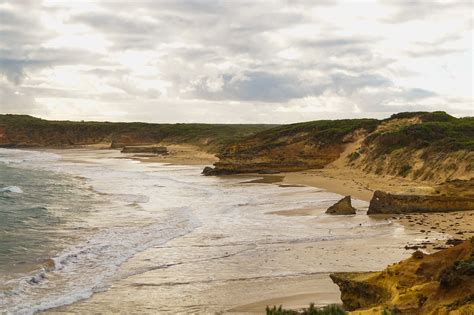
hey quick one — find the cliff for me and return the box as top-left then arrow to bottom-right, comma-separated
330,239 -> 474,314
0,115 -> 274,152
210,119 -> 380,174
204,112 -> 473,187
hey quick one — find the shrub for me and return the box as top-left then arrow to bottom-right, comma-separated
398,164 -> 412,177
439,256 -> 474,289
266,303 -> 346,315
347,151 -> 360,162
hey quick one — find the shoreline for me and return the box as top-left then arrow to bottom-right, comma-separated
26,148 -> 473,313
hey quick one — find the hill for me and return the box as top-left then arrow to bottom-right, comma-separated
205,111 -> 473,187
0,115 -> 275,152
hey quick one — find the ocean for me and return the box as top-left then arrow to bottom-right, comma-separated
0,148 -> 421,314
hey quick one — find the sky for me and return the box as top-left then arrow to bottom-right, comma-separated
0,0 -> 472,123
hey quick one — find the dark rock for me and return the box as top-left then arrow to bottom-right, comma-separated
412,250 -> 424,259
121,146 -> 168,155
446,239 -> 464,246
367,190 -> 474,215
257,169 -> 281,174
202,166 -> 218,176
326,196 -> 357,215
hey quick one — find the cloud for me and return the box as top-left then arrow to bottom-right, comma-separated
382,0 -> 471,24
0,0 -> 472,122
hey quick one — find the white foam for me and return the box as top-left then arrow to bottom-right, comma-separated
0,186 -> 23,193
0,148 -> 61,166
0,207 -> 199,315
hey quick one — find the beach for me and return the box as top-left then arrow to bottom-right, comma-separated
26,148 -> 447,314
1,148 -> 469,314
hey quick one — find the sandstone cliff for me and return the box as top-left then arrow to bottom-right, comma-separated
330,239 -> 474,314
204,112 -> 473,190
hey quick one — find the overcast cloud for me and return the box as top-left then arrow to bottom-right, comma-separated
0,0 -> 472,123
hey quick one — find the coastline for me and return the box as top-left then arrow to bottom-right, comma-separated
36,148 -> 472,314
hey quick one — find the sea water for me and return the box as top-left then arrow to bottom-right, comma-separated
0,148 -> 421,314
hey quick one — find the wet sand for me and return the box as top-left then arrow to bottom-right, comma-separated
41,149 -> 471,314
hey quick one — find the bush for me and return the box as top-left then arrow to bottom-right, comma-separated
347,151 -> 360,162
266,303 -> 346,315
439,256 -> 474,289
398,164 -> 412,177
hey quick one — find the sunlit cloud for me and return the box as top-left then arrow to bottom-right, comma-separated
0,0 -> 472,122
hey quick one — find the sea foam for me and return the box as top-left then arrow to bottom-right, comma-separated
0,186 -> 23,193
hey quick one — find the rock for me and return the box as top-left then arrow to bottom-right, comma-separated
120,146 -> 168,155
326,196 -> 357,215
202,166 -> 217,176
446,239 -> 464,246
367,190 -> 474,214
412,250 -> 424,259
330,240 -> 474,313
329,272 -> 389,311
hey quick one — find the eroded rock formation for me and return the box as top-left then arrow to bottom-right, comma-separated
120,146 -> 168,155
330,239 -> 474,314
367,190 -> 474,214
326,196 -> 356,215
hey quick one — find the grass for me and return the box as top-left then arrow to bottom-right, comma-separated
367,114 -> 474,155
220,118 -> 379,156
2,112 -> 472,157
266,304 -> 346,315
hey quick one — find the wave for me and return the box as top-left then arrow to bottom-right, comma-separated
0,148 -> 61,165
0,186 -> 23,193
0,206 -> 199,315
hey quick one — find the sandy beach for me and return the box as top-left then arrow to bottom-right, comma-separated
30,148 -> 470,314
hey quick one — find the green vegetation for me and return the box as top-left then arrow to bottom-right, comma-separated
439,255 -> 474,289
266,304 -> 346,315
398,164 -> 412,177
0,114 -> 275,151
347,151 -> 360,162
221,118 -> 379,156
388,111 -> 457,122
367,114 -> 474,155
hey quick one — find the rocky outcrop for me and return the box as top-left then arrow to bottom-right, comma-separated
202,166 -> 219,176
326,196 -> 356,215
329,272 -> 389,310
330,239 -> 474,314
367,190 -> 474,214
121,146 -> 168,155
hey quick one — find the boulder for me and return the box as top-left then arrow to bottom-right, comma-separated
368,190 -> 474,214
326,196 -> 357,215
202,166 -> 218,176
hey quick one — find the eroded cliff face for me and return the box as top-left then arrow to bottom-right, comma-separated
331,239 -> 474,314
208,119 -> 380,175
346,114 -> 474,185
213,141 -> 343,174
206,112 -> 473,189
